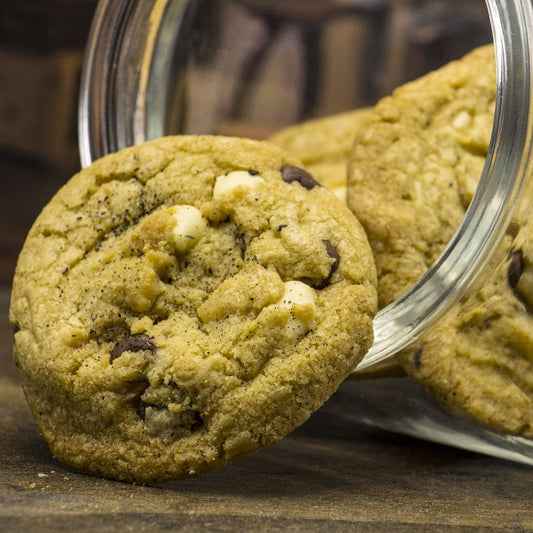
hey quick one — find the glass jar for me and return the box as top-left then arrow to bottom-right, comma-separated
79,0 -> 533,465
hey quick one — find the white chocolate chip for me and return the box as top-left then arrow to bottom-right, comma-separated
452,110 -> 471,130
332,186 -> 347,202
278,281 -> 316,312
168,205 -> 208,252
275,281 -> 316,341
213,171 -> 264,198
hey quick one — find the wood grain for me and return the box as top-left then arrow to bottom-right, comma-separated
0,289 -> 531,531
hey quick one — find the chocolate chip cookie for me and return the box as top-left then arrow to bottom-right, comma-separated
347,45 -> 533,438
10,135 -> 377,483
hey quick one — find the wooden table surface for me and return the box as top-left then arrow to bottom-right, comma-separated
0,288 -> 531,532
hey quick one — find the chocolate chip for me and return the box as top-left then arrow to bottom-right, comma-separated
508,249 -> 524,289
413,345 -> 424,370
110,333 -> 157,362
281,165 -> 321,190
277,224 -> 288,231
314,240 -> 340,289
248,169 -> 259,175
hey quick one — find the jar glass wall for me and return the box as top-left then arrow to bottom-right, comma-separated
79,0 -> 533,464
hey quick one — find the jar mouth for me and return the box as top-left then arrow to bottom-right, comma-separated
78,0 -> 533,368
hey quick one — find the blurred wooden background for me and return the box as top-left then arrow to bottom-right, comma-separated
0,0 -> 490,286
0,1 -> 97,285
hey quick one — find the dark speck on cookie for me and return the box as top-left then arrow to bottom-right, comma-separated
413,345 -> 424,370
281,165 -> 321,190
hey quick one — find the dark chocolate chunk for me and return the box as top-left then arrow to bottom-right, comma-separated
110,333 -> 157,362
508,249 -> 524,289
281,165 -> 321,190
314,240 -> 340,289
413,345 -> 424,370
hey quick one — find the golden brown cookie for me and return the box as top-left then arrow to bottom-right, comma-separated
348,46 -> 494,308
10,135 -> 377,483
400,227 -> 533,437
348,45 -> 533,437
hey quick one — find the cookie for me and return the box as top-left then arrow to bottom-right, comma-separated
348,45 -> 495,308
347,45 -> 533,437
269,108 -> 373,201
401,226 -> 533,437
10,135 -> 377,483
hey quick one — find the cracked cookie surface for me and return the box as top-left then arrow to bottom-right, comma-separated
10,135 -> 377,482
347,45 -> 533,438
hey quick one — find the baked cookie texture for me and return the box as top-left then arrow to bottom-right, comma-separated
402,227 -> 533,437
10,135 -> 377,483
269,108 -> 373,201
348,44 -> 533,438
348,45 -> 494,309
